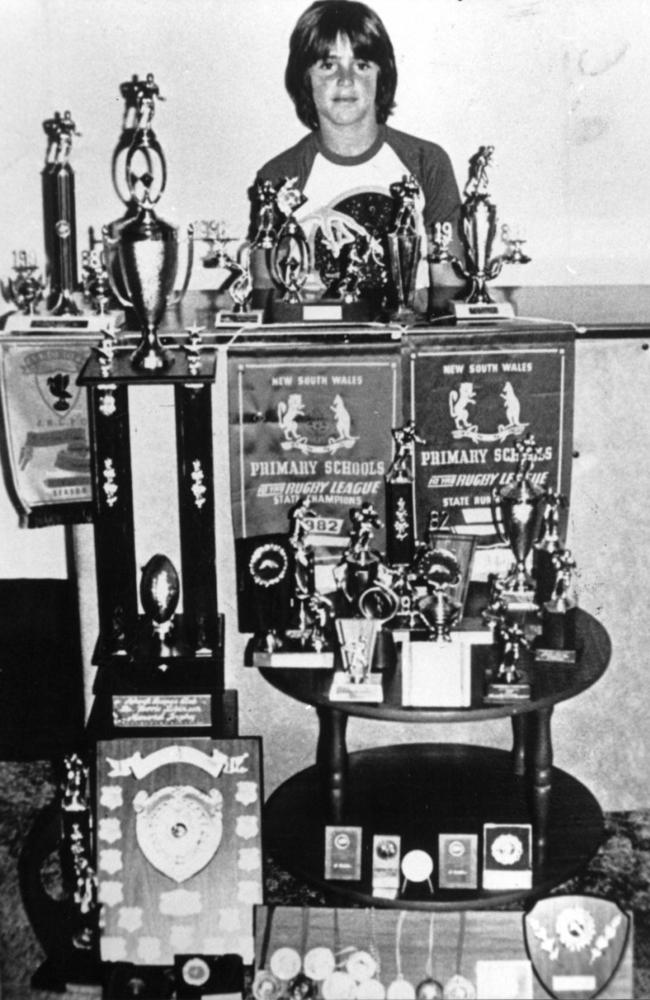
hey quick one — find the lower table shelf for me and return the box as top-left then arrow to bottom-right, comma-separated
263,743 -> 604,909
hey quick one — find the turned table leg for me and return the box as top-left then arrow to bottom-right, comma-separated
531,706 -> 554,865
316,706 -> 349,823
511,712 -> 529,777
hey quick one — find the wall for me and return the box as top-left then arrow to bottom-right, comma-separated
1,1 -> 649,808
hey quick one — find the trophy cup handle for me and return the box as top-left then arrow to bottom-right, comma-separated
101,224 -> 134,311
491,485 -> 508,545
167,222 -> 195,308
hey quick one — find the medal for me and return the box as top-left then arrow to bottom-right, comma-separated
321,908 -> 359,1000
252,908 -> 283,1000
348,909 -> 386,999
400,850 -> 434,895
303,946 -> 336,982
442,914 -> 475,999
287,908 -> 316,1000
270,946 -> 302,982
386,912 -> 416,999
415,915 -> 443,1000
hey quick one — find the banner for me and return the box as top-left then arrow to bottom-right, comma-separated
407,323 -> 575,555
228,343 -> 402,556
0,336 -> 94,527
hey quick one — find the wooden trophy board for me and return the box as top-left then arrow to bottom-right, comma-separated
95,736 -> 263,966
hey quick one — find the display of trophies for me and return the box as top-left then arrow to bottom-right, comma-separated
102,75 -> 194,370
386,175 -> 423,325
430,145 -> 530,320
490,435 -> 548,611
42,108 -> 81,315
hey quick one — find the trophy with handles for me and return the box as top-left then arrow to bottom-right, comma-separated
491,435 -> 547,610
103,76 -> 194,370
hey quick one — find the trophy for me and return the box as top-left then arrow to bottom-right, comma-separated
386,175 -> 422,324
485,616 -> 531,702
335,501 -> 384,613
491,435 -> 547,610
269,178 -> 311,305
413,547 -> 461,641
42,109 -> 81,315
81,248 -> 112,316
103,76 -> 194,370
384,419 -> 424,568
533,487 -> 567,604
1,250 -> 45,314
430,145 -> 530,320
540,548 -> 577,650
139,553 -> 180,653
329,617 -> 383,703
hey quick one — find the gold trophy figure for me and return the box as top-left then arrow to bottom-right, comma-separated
491,435 -> 547,610
429,145 -> 530,320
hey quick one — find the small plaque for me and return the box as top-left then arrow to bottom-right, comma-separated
215,309 -> 263,326
484,680 -> 531,703
329,671 -> 383,703
452,301 -> 515,322
475,960 -> 533,999
112,693 -> 212,728
438,833 -> 478,889
253,650 -> 335,669
534,647 -> 576,664
372,835 -> 401,898
175,953 -> 244,999
302,302 -> 343,322
482,823 -> 532,890
324,825 -> 362,881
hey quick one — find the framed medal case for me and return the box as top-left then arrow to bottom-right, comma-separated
96,736 -> 263,967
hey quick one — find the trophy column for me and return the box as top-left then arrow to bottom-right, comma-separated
78,346 -> 230,737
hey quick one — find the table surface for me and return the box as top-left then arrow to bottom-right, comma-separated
259,607 -> 610,722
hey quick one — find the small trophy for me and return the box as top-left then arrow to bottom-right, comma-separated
139,553 -> 180,655
413,547 -> 461,641
539,548 -> 577,651
386,175 -> 422,324
251,178 -> 279,250
329,617 -> 383,702
269,178 -> 311,305
384,419 -> 424,568
42,109 -> 81,315
533,488 -> 567,604
336,502 -> 384,613
485,617 -> 531,702
491,435 -> 547,610
1,250 -> 45,314
103,76 -> 194,370
430,145 -> 530,320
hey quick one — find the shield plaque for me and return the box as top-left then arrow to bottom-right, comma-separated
524,894 -> 630,1000
134,785 -> 223,883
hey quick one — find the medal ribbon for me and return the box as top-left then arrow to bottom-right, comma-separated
455,912 -> 466,976
395,911 -> 407,980
426,914 -> 435,980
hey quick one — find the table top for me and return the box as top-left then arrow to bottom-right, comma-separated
259,607 -> 610,723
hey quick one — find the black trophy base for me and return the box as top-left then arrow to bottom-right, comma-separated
269,295 -> 376,324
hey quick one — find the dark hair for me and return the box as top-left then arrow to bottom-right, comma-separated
285,1 -> 397,130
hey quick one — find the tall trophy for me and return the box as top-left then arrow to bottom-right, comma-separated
103,76 -> 194,371
491,435 -> 547,610
269,178 -> 311,305
42,109 -> 81,314
430,145 -> 530,320
386,175 -> 422,325
384,419 -> 423,567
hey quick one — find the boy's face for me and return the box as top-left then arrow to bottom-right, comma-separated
308,33 -> 379,132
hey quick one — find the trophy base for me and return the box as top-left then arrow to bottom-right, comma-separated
328,671 -> 384,703
269,296 -> 374,324
501,589 -> 539,613
484,680 -> 531,702
452,300 -> 515,322
253,649 -> 334,669
215,308 -> 264,325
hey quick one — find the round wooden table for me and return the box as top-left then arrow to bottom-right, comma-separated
260,608 -> 610,908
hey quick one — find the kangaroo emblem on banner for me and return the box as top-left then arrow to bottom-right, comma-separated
277,391 -> 358,455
